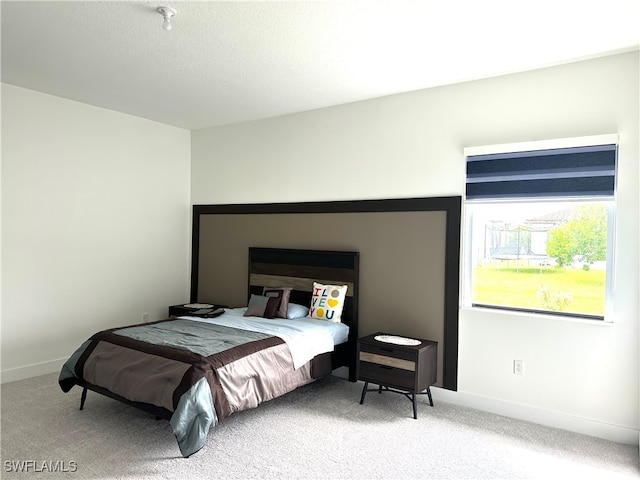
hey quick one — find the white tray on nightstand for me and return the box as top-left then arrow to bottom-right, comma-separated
374,335 -> 421,346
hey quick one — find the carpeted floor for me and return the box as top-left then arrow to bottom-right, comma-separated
1,373 -> 638,480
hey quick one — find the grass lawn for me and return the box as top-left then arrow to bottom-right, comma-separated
472,264 -> 605,316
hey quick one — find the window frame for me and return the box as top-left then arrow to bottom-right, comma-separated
463,134 -> 618,323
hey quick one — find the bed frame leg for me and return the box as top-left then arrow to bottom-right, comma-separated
79,387 -> 88,411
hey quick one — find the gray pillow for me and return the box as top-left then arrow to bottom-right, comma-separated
244,294 -> 280,319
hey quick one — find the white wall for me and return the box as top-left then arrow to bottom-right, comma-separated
1,84 -> 192,382
191,51 -> 639,443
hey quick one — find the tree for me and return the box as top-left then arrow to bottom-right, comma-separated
546,205 -> 607,268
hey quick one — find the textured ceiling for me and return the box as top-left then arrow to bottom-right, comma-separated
2,1 -> 639,130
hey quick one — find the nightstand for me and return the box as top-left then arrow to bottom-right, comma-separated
168,303 -> 225,317
357,332 -> 437,419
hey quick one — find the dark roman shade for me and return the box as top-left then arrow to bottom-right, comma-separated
466,144 -> 617,200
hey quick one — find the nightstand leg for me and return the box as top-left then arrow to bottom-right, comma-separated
412,393 -> 418,419
427,386 -> 433,406
359,382 -> 369,404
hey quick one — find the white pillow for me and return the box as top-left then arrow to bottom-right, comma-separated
309,282 -> 348,323
286,303 -> 310,319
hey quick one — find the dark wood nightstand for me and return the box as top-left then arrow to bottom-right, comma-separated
357,332 -> 438,419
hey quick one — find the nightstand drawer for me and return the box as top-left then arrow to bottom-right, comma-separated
359,351 -> 415,371
358,343 -> 416,363
358,361 -> 415,390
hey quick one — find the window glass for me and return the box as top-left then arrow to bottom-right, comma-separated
467,200 -> 612,318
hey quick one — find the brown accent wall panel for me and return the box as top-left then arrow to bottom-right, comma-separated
191,197 -> 460,390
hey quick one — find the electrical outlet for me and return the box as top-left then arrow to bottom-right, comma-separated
142,313 -> 149,323
513,359 -> 524,375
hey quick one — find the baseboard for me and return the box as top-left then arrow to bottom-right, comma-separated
1,358 -> 66,384
331,366 -> 349,380
431,387 -> 639,446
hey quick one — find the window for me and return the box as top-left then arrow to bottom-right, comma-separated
464,136 -> 617,321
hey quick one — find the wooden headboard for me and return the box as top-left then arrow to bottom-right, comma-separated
247,247 -> 359,380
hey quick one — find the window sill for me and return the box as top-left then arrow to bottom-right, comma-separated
460,305 -> 613,326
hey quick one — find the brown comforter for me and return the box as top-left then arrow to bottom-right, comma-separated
59,318 -> 318,457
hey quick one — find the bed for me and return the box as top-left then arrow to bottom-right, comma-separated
58,247 -> 359,457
